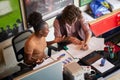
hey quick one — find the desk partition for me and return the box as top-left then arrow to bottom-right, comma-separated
14,61 -> 63,80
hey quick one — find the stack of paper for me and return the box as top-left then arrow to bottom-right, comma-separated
66,37 -> 105,59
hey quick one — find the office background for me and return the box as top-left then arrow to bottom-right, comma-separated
0,0 -> 81,78
0,0 -> 120,79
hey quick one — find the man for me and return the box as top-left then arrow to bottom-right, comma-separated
53,5 -> 92,50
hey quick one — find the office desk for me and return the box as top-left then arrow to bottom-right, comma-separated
81,51 -> 120,78
13,50 -> 75,80
64,37 -> 120,79
13,37 -> 119,80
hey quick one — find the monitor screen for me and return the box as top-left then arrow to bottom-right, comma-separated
14,61 -> 63,80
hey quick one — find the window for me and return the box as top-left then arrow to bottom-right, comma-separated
23,0 -> 74,28
0,0 -> 24,42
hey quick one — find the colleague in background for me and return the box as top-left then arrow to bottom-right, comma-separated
53,5 -> 92,50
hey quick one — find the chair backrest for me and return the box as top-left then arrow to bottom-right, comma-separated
12,30 -> 33,62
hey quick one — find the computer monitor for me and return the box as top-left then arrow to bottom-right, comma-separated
13,61 -> 63,80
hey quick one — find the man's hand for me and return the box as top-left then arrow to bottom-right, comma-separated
66,36 -> 83,45
54,36 -> 65,43
81,43 -> 89,50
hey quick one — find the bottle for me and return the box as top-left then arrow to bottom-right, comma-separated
100,57 -> 106,66
109,45 -> 115,59
110,52 -> 114,59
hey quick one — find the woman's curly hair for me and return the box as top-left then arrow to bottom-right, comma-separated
28,11 -> 42,26
28,12 -> 47,33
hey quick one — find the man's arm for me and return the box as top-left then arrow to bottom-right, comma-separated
47,36 -> 65,46
79,17 -> 92,50
79,17 -> 92,44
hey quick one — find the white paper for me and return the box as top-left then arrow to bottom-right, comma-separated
33,58 -> 54,70
92,58 -> 115,73
88,37 -> 105,51
66,37 -> 105,59
66,44 -> 93,59
51,50 -> 74,65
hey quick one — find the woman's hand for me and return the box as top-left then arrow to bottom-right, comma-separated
33,53 -> 47,64
36,58 -> 44,64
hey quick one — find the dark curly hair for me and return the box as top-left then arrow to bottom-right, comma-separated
62,5 -> 82,25
28,12 -> 47,33
28,11 -> 42,26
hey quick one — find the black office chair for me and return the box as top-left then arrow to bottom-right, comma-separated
12,30 -> 34,72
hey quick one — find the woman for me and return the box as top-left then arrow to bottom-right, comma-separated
24,12 -> 50,65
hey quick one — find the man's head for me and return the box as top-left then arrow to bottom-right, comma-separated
62,5 -> 82,25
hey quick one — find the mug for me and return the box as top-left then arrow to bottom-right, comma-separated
89,69 -> 96,76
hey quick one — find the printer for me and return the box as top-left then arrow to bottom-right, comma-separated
64,62 -> 84,80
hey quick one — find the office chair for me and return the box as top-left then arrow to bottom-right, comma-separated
12,30 -> 34,72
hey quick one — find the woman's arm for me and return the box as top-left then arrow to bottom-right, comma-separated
24,42 -> 40,65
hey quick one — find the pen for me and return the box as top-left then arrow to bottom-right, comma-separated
57,53 -> 66,59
